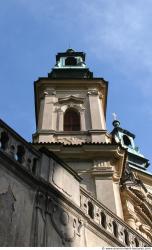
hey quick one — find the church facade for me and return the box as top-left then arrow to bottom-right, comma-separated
0,49 -> 152,247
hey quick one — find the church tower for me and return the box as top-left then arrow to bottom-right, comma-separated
33,49 -> 109,144
33,49 -> 125,218
0,49 -> 152,246
32,49 -> 152,244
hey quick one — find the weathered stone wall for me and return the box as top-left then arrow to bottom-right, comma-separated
0,162 -> 35,246
0,119 -> 151,247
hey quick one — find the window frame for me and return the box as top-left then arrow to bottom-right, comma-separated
64,108 -> 80,131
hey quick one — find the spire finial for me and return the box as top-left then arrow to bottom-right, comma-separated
112,112 -> 120,128
112,112 -> 117,121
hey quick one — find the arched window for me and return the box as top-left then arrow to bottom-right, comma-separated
64,108 -> 80,131
65,56 -> 77,66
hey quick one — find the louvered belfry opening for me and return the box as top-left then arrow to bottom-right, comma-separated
64,108 -> 80,131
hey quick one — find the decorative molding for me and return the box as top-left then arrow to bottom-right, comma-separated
121,186 -> 152,242
87,89 -> 98,96
58,95 -> 84,104
56,136 -> 90,144
93,160 -> 109,168
121,164 -> 147,192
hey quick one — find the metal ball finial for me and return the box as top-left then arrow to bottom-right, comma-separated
112,112 -> 120,127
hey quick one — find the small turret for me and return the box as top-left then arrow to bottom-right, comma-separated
48,48 -> 93,79
111,116 -> 149,170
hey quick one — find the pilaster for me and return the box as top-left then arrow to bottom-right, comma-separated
58,109 -> 64,131
39,90 -> 56,131
88,89 -> 103,130
80,108 -> 86,131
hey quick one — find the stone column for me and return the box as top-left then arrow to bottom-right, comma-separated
80,108 -> 86,131
41,91 -> 55,130
88,89 -> 105,130
58,109 -> 64,131
99,94 -> 106,130
88,90 -> 102,130
38,96 -> 45,130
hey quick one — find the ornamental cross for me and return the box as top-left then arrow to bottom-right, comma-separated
112,112 -> 117,121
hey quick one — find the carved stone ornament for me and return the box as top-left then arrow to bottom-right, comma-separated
40,89 -> 56,98
87,89 -> 98,96
50,203 -> 83,245
121,163 -> 147,192
57,136 -> 90,145
139,223 -> 152,240
46,88 -> 56,96
93,160 -> 108,168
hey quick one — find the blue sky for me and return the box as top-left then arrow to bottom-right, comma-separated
0,0 -> 152,170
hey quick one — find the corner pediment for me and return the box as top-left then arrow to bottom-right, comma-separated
58,95 -> 84,104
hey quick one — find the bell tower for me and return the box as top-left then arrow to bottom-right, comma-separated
33,49 -> 109,144
32,49 -> 126,218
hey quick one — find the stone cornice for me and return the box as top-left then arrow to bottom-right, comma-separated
33,142 -> 126,182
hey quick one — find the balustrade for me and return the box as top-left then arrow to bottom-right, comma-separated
80,188 -> 150,247
0,121 -> 39,176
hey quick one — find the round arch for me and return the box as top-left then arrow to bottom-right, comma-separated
64,108 -> 80,131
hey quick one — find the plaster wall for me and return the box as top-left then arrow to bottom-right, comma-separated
0,162 -> 35,247
67,160 -> 96,197
95,177 -> 116,214
67,160 -> 118,214
40,154 -> 80,206
84,227 -> 115,247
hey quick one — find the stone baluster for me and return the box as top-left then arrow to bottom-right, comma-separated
80,191 -> 150,247
106,216 -> 113,234
117,225 -> 125,243
129,234 -> 137,247
80,194 -> 88,214
94,207 -> 101,224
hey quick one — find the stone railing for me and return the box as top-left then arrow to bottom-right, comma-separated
0,119 -> 40,175
80,187 -> 151,247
